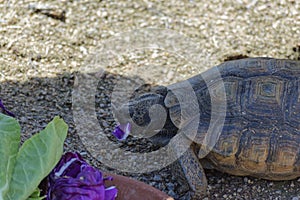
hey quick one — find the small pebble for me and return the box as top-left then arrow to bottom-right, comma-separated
166,182 -> 174,191
153,174 -> 162,181
167,190 -> 176,198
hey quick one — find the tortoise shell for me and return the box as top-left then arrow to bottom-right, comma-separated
164,57 -> 300,180
115,58 -> 300,198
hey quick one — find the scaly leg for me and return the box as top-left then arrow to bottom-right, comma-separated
176,147 -> 208,199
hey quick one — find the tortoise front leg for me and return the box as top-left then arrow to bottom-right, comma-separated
176,147 -> 208,199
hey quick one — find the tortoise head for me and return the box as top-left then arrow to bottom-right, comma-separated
114,87 -> 178,146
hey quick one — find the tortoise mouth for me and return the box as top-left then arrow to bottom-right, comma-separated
147,124 -> 178,147
114,91 -> 179,146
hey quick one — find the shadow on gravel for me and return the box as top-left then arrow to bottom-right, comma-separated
0,71 -> 152,148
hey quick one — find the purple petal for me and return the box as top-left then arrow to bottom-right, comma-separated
47,152 -> 118,200
104,176 -> 113,181
54,152 -> 85,178
47,177 -> 105,200
49,152 -> 86,185
105,186 -> 118,200
0,99 -> 15,117
112,123 -> 131,141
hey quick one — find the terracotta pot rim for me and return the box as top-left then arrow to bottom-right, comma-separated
104,173 -> 174,200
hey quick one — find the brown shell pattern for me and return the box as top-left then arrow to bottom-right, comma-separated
166,58 -> 300,180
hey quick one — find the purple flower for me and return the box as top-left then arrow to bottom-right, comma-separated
47,152 -> 117,200
112,123 -> 131,141
0,99 -> 15,117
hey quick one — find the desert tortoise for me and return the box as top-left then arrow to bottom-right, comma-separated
115,58 -> 300,199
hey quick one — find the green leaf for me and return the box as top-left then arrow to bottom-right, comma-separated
0,113 -> 20,199
5,116 -> 68,200
26,188 -> 45,200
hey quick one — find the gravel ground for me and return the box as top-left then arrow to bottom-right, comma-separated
0,0 -> 300,199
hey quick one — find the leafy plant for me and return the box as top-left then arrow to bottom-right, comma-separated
0,113 -> 68,200
27,188 -> 44,200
